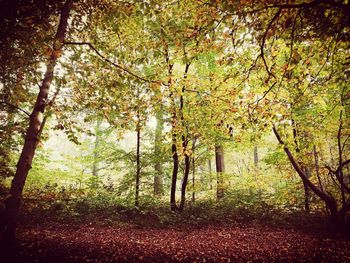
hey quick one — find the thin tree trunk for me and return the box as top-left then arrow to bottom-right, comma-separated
163,42 -> 178,211
179,153 -> 190,211
191,139 -> 197,203
169,79 -> 178,211
254,145 -> 259,167
313,145 -> 324,191
92,118 -> 101,178
1,0 -> 73,245
291,121 -> 311,213
337,110 -> 346,221
170,114 -> 179,211
135,84 -> 142,208
302,168 -> 311,213
215,145 -> 225,199
135,121 -> 141,207
208,158 -> 212,190
192,156 -> 196,203
170,143 -> 178,211
302,181 -> 310,212
175,62 -> 191,212
154,109 -> 164,195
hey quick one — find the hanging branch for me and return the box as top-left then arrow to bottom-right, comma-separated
260,8 -> 281,78
268,0 -> 347,10
0,101 -> 30,117
64,41 -> 161,84
200,0 -> 345,16
279,9 -> 300,84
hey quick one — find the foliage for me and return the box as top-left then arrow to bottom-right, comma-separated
1,0 -> 350,231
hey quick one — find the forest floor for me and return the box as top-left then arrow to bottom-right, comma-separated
1,197 -> 350,262
3,219 -> 350,262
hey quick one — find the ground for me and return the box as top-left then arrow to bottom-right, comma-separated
3,221 -> 350,262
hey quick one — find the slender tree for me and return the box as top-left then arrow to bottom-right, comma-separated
215,145 -> 225,199
154,109 -> 164,196
1,0 -> 73,244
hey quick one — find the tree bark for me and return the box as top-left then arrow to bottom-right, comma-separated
179,153 -> 190,211
337,110 -> 346,217
163,42 -> 178,211
178,62 -> 190,211
291,121 -> 311,213
313,145 -> 324,191
154,109 -> 164,196
170,116 -> 179,211
92,118 -> 101,178
215,145 -> 225,199
135,120 -> 141,207
135,85 -> 142,208
1,0 -> 73,245
191,143 -> 196,203
208,158 -> 212,190
254,145 -> 259,167
302,169 -> 310,213
171,62 -> 190,212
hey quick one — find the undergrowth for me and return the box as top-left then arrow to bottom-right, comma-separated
13,190 -> 330,232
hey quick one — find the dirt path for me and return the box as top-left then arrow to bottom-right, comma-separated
4,223 -> 350,262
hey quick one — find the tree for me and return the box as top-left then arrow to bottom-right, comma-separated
1,0 -> 74,245
213,0 -> 350,222
0,0 -> 62,185
154,108 -> 164,196
215,145 -> 225,199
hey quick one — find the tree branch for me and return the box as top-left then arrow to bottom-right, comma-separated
0,101 -> 30,117
64,41 -> 161,84
267,0 -> 347,10
200,0 -> 347,17
261,8 -> 281,78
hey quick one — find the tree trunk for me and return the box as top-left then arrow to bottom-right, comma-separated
173,62 -> 190,212
192,155 -> 195,203
302,177 -> 310,213
154,109 -> 164,196
135,122 -> 141,207
254,145 -> 259,167
337,110 -> 346,216
313,145 -> 324,191
1,0 -> 73,246
215,145 -> 225,199
291,122 -> 311,213
170,140 -> 179,211
164,44 -> 178,211
92,118 -> 101,178
177,62 -> 190,211
179,152 -> 190,211
208,158 -> 212,190
191,139 -> 197,203
273,125 -> 339,220
300,167 -> 312,213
